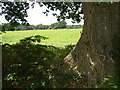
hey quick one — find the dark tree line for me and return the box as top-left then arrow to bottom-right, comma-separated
1,20 -> 82,31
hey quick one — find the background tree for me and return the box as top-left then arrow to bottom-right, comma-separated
66,25 -> 82,29
56,20 -> 67,29
36,24 -> 49,30
1,23 -> 15,31
1,1 -> 120,87
49,20 -> 67,29
1,2 -> 29,30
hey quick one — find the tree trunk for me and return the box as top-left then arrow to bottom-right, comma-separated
64,2 -> 120,87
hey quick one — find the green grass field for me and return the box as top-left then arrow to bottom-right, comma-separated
2,29 -> 82,47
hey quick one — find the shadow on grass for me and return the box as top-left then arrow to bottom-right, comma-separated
2,35 -> 81,88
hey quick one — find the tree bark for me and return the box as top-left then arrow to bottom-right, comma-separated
64,2 -> 120,87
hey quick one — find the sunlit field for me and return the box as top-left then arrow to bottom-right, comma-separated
2,29 -> 82,47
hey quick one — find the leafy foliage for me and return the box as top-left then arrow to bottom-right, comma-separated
66,25 -> 82,29
97,77 -> 120,88
49,20 -> 67,29
1,22 -> 82,31
36,24 -> 49,30
1,23 -> 15,31
3,35 -> 87,88
40,2 -> 83,23
3,34 -> 119,88
1,2 -> 29,30
1,1 -> 83,31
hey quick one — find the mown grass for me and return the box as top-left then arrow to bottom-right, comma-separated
2,29 -> 82,47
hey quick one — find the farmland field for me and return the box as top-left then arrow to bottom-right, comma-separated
2,29 -> 82,47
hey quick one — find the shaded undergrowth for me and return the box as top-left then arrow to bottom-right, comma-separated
97,77 -> 120,88
3,35 -> 119,88
3,35 -> 85,88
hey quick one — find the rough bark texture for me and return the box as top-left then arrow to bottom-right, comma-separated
64,2 -> 120,87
